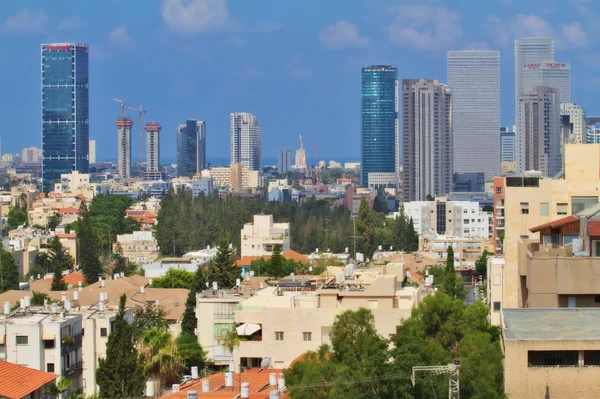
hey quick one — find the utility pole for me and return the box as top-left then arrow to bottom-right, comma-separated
412,359 -> 460,399
348,215 -> 360,260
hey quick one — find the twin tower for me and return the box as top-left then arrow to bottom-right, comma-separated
116,113 -> 161,180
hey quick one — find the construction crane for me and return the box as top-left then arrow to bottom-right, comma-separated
113,97 -> 128,117
313,141 -> 319,187
412,359 -> 460,399
128,104 -> 147,169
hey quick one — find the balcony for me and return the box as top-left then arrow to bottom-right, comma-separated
62,360 -> 82,376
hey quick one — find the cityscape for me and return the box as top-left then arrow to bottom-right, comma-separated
2,1 -> 600,399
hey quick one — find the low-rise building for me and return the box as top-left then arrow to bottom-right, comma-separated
0,361 -> 58,399
114,231 -> 159,264
143,258 -> 203,278
420,235 -> 492,270
241,215 -> 290,257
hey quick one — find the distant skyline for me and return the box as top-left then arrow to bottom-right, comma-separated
1,0 -> 600,161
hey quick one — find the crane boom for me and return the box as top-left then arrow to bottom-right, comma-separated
113,97 -> 127,117
128,104 -> 147,170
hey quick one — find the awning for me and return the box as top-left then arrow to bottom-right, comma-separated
236,323 -> 261,336
529,216 -> 578,233
0,334 -> 5,345
42,333 -> 55,340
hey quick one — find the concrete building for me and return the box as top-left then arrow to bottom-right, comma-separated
502,308 -> 600,398
88,140 -> 96,164
230,113 -> 261,171
522,61 -> 570,103
500,127 -> 515,162
447,50 -> 500,180
516,86 -> 561,177
177,120 -> 206,177
145,122 -> 161,175
295,144 -> 307,169
561,103 -> 586,144
114,230 -> 159,264
241,215 -> 290,257
402,79 -> 453,201
208,165 -> 259,190
116,116 -> 133,179
22,147 -> 42,163
277,148 -> 291,174
190,177 -> 214,198
420,235 -> 492,270
486,256 -> 505,325
53,171 -> 90,193
515,37 -> 554,120
452,172 -> 484,193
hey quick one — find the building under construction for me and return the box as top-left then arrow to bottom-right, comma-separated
117,116 -> 133,179
144,121 -> 162,180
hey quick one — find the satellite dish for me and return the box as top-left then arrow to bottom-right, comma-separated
260,357 -> 272,370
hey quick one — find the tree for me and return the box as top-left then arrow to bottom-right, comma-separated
27,252 -> 52,279
442,246 -> 458,298
356,197 -> 374,260
269,244 -> 285,277
96,294 -> 145,398
206,239 -> 238,289
43,376 -> 72,398
475,249 -> 492,278
217,326 -> 240,355
77,201 -> 103,283
175,332 -> 207,374
152,268 -> 195,289
112,243 -> 130,276
6,204 -> 27,230
132,302 -> 169,341
48,237 -> 74,272
138,327 -> 184,392
0,249 -> 19,294
47,214 -> 62,230
51,261 -> 67,291
181,265 -> 206,336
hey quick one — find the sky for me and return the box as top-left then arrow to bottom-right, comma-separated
1,0 -> 599,163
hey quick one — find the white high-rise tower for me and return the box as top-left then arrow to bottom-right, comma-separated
515,38 -> 554,114
230,113 -> 261,171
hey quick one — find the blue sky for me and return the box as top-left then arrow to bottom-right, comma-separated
1,0 -> 599,162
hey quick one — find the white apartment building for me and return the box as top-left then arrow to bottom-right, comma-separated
54,171 -> 91,194
115,230 -> 159,264
561,103 -> 587,144
145,122 -> 161,174
522,61 -> 570,103
88,140 -> 96,164
240,215 -> 290,257
208,166 -> 259,189
230,113 -> 261,171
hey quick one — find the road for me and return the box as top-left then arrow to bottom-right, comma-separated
464,284 -> 479,305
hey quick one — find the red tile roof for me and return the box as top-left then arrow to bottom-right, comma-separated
282,250 -> 310,264
0,361 -> 57,399
235,251 -> 310,267
43,271 -> 86,286
56,233 -> 76,239
589,221 -> 600,237
529,215 -> 578,233
55,207 -> 80,214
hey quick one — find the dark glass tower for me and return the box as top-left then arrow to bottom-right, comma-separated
360,65 -> 398,187
176,120 -> 205,177
41,43 -> 89,190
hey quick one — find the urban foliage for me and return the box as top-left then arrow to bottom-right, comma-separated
6,197 -> 28,230
0,249 -> 19,294
48,237 -> 74,291
77,201 -> 103,283
181,263 -> 207,336
475,249 -> 492,278
175,332 -> 207,374
248,244 -> 311,277
132,302 -> 169,342
441,246 -> 459,298
205,239 -> 239,289
138,327 -> 184,392
151,268 -> 195,289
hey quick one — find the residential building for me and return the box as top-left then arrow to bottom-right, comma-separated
277,148 -> 291,174
500,127 -> 516,162
53,171 -> 90,193
41,43 -> 90,190
0,361 -> 58,399
502,308 -> 600,398
360,65 -> 399,187
230,113 -> 261,171
561,103 -> 587,144
587,117 -> 600,143
241,215 -> 290,257
208,165 -> 259,190
143,258 -> 204,278
145,122 -> 161,175
22,147 -> 42,163
177,120 -> 205,177
420,235 -> 491,270
88,140 -> 96,164
114,231 -> 159,264
447,50 -> 500,180
486,256 -> 505,325
190,177 -> 214,198
500,161 -> 517,176
116,116 -> 133,179
295,141 -> 307,168
402,79 -> 453,201
515,37 -> 554,119
522,61 -> 570,103
452,172 -> 484,193
516,86 -> 561,177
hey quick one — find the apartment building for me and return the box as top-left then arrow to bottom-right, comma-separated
502,308 -> 600,398
114,231 -> 159,264
208,165 -> 259,190
53,171 -> 90,194
419,235 -> 492,270
0,361 -> 58,399
241,215 -> 290,257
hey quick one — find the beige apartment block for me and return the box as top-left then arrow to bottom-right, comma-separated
241,215 -> 290,257
486,257 -> 505,326
420,235 -> 493,270
500,144 -> 600,308
114,230 -> 159,264
503,308 -> 600,398
209,164 -> 259,190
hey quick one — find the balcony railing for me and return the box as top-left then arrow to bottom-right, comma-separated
62,361 -> 83,376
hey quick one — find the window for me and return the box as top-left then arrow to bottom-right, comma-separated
540,202 -> 549,216
557,203 -> 568,215
528,351 -> 578,367
493,302 -> 501,311
303,332 -> 312,342
584,351 -> 600,366
214,303 -> 237,319
595,295 -> 600,304
572,197 -> 598,214
520,202 -> 529,214
464,219 -> 470,224
368,300 -> 378,309
16,336 -> 28,345
496,187 -> 502,194
43,339 -> 55,349
47,363 -> 55,373
81,328 -> 84,337
275,332 -> 284,341
100,328 -> 107,337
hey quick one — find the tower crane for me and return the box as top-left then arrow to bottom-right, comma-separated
113,97 -> 128,117
314,141 -> 319,187
128,104 -> 147,169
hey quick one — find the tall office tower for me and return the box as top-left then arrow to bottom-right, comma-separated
517,86 -> 561,177
278,148 -> 291,174
176,120 -> 205,177
88,140 -> 96,164
447,51 -> 500,179
145,122 -> 161,173
500,127 -> 516,162
230,113 -> 261,171
522,61 -> 570,103
41,43 -> 89,190
117,117 -> 133,178
402,79 -> 453,201
515,38 -> 554,118
360,65 -> 399,187
561,103 -> 586,144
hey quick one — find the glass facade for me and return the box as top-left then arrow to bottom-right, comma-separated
500,128 -> 516,162
42,43 -> 89,190
176,120 -> 205,177
360,66 -> 398,186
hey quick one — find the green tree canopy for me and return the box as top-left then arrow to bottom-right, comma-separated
0,249 -> 19,293
77,201 -> 103,283
475,249 -> 492,278
441,246 -> 458,298
181,265 -> 206,336
175,332 -> 207,374
151,268 -> 195,289
206,239 -> 238,289
132,302 -> 169,342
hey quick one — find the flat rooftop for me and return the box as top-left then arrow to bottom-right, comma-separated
503,308 -> 600,341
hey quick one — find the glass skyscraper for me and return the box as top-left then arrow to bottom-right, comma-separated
41,43 -> 89,190
360,65 -> 398,187
176,119 -> 206,177
500,127 -> 516,162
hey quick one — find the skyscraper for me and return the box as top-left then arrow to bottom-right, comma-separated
360,65 -> 399,187
447,51 -> 500,179
117,116 -> 133,179
517,86 -> 561,177
402,79 -> 453,201
561,103 -> 586,144
500,127 -> 516,162
41,43 -> 89,189
176,120 -> 205,177
522,61 -> 570,103
278,148 -> 291,174
515,38 -> 554,116
145,122 -> 161,175
89,140 -> 96,164
230,113 -> 261,171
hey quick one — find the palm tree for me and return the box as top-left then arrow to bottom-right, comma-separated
218,326 -> 240,354
43,377 -> 71,398
138,327 -> 184,392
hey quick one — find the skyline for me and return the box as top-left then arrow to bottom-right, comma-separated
1,0 -> 600,161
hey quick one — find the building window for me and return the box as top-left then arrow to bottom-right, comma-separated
595,295 -> 600,304
572,197 -> 598,214
303,332 -> 312,342
557,203 -> 568,215
214,303 -> 237,319
43,339 -> 55,349
520,202 -> 529,214
493,302 -> 501,311
47,363 -> 55,373
275,332 -> 284,341
584,351 -> 600,366
528,351 -> 578,367
540,202 -> 549,216
100,328 -> 108,337
16,336 -> 28,345
495,187 -> 502,194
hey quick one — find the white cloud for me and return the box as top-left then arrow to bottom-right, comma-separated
3,9 -> 47,33
561,22 -> 588,47
510,14 -> 554,38
109,25 -> 134,48
319,20 -> 370,49
385,5 -> 462,51
236,66 -> 260,80
484,15 -> 510,47
257,21 -> 284,33
57,16 -> 83,31
160,0 -> 229,34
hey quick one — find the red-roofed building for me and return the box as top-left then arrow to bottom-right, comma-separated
126,209 -> 157,230
234,251 -> 310,275
0,360 -> 58,399
43,270 -> 85,286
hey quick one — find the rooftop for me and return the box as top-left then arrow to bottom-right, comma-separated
0,361 -> 58,399
502,308 -> 600,341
